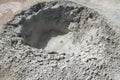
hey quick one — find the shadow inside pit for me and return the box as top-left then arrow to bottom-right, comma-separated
19,6 -> 73,49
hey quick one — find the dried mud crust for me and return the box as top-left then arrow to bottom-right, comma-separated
0,1 -> 120,80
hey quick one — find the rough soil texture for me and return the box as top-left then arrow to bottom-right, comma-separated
1,0 -> 120,80
0,0 -> 56,32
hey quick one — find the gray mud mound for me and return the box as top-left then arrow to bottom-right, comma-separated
0,1 -> 120,80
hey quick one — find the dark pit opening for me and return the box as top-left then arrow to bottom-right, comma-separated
12,1 -> 101,50
20,5 -> 75,49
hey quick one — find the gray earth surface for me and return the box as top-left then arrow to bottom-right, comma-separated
1,1 -> 120,80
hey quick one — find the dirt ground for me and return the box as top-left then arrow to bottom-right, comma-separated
0,0 -> 120,80
0,0 -> 56,32
0,0 -> 26,4
0,0 -> 26,32
0,0 -> 120,32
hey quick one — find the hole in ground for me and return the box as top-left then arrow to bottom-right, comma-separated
12,1 -> 101,53
20,4 -> 74,49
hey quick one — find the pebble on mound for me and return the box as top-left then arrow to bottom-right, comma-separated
0,1 -> 120,80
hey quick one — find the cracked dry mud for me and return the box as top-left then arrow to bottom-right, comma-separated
0,1 -> 120,80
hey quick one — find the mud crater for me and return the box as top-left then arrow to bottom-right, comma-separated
20,5 -> 73,49
5,1 -> 101,52
1,1 -> 117,80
